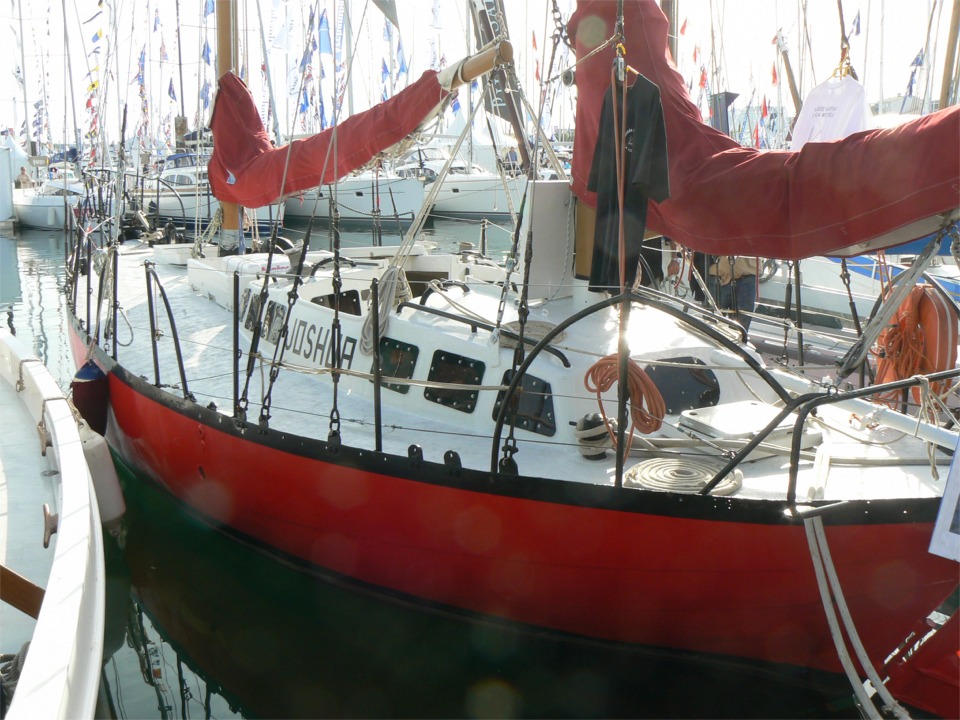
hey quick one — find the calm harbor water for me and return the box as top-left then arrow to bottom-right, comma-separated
1,222 -> 859,719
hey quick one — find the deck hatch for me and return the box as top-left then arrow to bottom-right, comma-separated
492,370 -> 556,437
644,355 -> 720,415
262,301 -> 287,344
372,337 -> 419,394
424,351 -> 485,413
311,289 -> 362,315
242,289 -> 261,333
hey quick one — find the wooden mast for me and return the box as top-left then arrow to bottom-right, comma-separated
940,0 -> 960,109
774,32 -> 804,121
215,0 -> 242,247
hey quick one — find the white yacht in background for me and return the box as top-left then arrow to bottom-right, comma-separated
283,171 -> 425,228
13,164 -> 85,231
394,145 -> 524,222
143,152 -> 282,236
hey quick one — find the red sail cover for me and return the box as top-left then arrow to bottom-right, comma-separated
208,71 -> 449,209
568,1 -> 960,259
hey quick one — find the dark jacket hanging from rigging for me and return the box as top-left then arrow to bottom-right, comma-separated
587,73 -> 670,292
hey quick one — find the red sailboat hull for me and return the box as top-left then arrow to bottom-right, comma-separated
69,323 -> 955,680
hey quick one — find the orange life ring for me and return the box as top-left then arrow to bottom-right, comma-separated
873,283 -> 959,407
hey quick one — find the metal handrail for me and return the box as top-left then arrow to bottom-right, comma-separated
489,290 -> 793,479
395,301 -> 572,368
143,261 -> 191,399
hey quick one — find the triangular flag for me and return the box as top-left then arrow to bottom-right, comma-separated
397,37 -> 407,77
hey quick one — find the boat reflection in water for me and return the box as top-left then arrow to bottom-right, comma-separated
102,457 -> 857,719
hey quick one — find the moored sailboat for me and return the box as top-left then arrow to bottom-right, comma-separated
64,2 -> 959,716
143,151 -> 282,237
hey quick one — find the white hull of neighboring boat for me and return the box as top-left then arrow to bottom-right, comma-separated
428,173 -> 525,220
148,189 -> 282,236
284,176 -> 426,226
393,144 -> 526,221
13,191 -> 79,231
751,253 -> 960,359
0,329 -> 106,720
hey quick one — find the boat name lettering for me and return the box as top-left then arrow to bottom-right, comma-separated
285,318 -> 356,369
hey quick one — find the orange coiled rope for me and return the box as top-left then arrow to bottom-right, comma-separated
584,354 -> 666,455
873,302 -> 925,401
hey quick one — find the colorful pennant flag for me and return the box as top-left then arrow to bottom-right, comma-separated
318,10 -> 332,54
397,37 -> 407,77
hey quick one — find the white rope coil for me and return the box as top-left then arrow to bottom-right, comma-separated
623,457 -> 743,496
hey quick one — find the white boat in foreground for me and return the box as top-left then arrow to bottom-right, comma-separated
0,330 -> 106,719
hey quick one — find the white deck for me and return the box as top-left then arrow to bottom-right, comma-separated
76,231 -> 955,507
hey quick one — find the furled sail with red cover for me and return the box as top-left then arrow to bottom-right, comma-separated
568,1 -> 960,260
208,70 -> 449,209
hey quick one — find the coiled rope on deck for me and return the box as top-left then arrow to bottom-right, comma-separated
584,354 -> 666,456
624,457 -> 743,496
